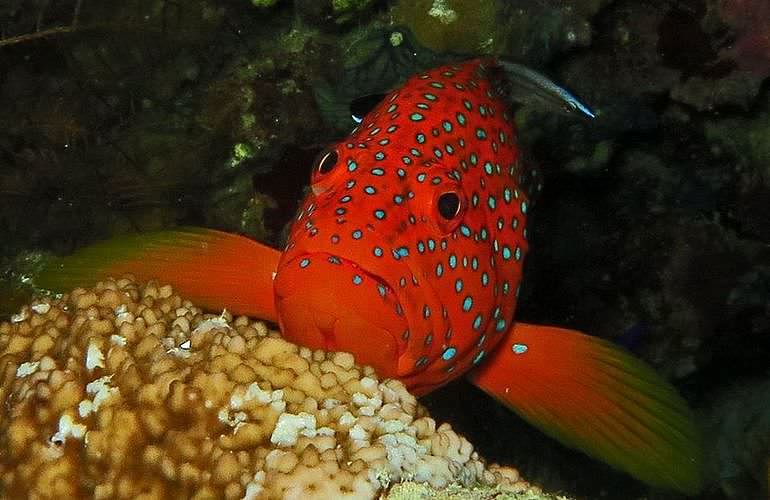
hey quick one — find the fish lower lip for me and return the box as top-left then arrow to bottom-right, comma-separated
273,252 -> 408,377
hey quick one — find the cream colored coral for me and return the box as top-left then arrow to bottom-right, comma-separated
0,277 -> 544,499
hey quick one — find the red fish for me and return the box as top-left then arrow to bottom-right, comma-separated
35,59 -> 702,493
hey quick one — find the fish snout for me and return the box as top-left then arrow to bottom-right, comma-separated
273,253 -> 408,378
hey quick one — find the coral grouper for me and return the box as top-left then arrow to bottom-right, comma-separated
36,59 -> 702,494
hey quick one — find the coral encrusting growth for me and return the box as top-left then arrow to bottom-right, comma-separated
0,278 -> 549,499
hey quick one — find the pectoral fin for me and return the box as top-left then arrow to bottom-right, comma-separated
467,322 -> 702,494
33,227 -> 281,321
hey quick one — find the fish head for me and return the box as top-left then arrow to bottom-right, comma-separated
274,60 -> 534,393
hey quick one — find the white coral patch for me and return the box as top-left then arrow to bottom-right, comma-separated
352,392 -> 382,410
349,423 -> 369,441
243,470 -> 265,500
231,383 -> 284,411
110,334 -> 126,346
192,315 -> 231,334
360,376 -> 377,391
85,341 -> 105,371
338,411 -> 356,427
79,375 -> 120,418
379,419 -> 406,434
270,400 -> 286,413
11,311 -> 28,323
270,412 -> 316,447
322,398 -> 340,409
50,414 -> 86,445
243,382 -> 273,405
31,302 -> 50,314
114,304 -> 133,326
16,361 -> 40,378
218,408 -> 248,429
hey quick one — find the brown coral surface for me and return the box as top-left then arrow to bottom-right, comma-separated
0,278 -> 538,499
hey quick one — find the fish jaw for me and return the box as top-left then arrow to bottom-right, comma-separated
273,252 -> 409,378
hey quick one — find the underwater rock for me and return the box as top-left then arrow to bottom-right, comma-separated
727,266 -> 770,328
703,94 -> 770,182
615,149 -> 681,216
613,216 -> 770,384
295,0 -> 379,29
703,91 -> 770,239
204,172 -> 278,242
197,45 -> 326,238
0,0 -> 243,256
0,278 -> 557,499
563,140 -> 614,175
391,0 -> 606,62
709,0 -> 770,78
313,26 -> 448,131
670,70 -> 763,111
655,220 -> 747,377
734,179 -> 770,240
501,0 -> 608,66
703,377 -> 770,499
559,0 -> 681,108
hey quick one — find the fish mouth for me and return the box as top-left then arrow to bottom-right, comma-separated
272,252 -> 408,378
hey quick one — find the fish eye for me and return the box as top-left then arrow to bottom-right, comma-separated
437,192 -> 461,219
315,149 -> 338,175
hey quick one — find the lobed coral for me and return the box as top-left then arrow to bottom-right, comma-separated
0,278 -> 554,499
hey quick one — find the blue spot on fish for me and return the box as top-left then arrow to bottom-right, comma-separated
512,343 -> 528,354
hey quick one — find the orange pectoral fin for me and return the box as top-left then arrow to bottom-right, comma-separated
467,322 -> 703,494
35,227 -> 281,321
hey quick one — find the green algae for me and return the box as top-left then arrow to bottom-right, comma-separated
385,481 -> 573,500
704,103 -> 770,182
251,0 -> 280,7
230,142 -> 256,169
0,252 -> 53,318
332,0 -> 375,13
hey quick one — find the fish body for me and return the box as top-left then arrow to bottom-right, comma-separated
275,59 -> 531,395
34,59 -> 702,494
